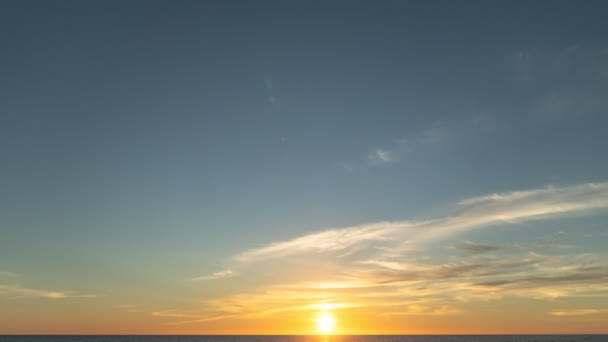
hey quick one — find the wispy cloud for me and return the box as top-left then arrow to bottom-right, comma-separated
367,121 -> 448,165
457,187 -> 552,206
0,284 -> 94,299
474,264 -> 608,290
237,182 -> 608,262
166,314 -> 239,325
549,309 -> 608,316
368,149 -> 396,164
234,221 -> 412,262
193,269 -> 236,281
380,305 -> 462,316
172,181 -> 608,325
449,241 -> 504,254
176,256 -> 608,324
414,182 -> 608,243
170,286 -> 454,325
448,236 -> 574,255
352,252 -> 559,285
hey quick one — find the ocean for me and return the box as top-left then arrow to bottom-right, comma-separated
0,336 -> 606,342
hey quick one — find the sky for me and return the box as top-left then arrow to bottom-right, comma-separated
1,0 -> 608,335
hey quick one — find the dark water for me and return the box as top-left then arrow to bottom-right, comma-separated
0,336 -> 606,342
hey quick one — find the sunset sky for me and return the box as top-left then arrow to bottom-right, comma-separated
2,0 -> 608,335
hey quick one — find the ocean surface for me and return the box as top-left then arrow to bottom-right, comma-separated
0,336 -> 606,342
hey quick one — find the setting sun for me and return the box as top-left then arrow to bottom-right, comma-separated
316,312 -> 335,334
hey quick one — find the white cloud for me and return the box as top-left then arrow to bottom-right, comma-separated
0,284 -> 75,299
193,269 -> 236,281
549,309 -> 608,316
412,182 -> 608,243
235,182 -> 608,263
367,121 -> 448,166
234,221 -> 413,262
457,187 -> 555,206
368,148 -> 396,164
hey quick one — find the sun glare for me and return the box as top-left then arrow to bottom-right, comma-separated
316,312 -> 335,334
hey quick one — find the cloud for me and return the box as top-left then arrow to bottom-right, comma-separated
0,284 -> 85,299
368,149 -> 396,164
414,182 -> 608,243
449,235 -> 574,255
338,254 -> 608,302
367,121 -> 448,166
176,254 -> 608,324
457,187 -> 553,206
236,182 -> 608,263
169,181 -> 608,324
193,269 -> 236,281
475,265 -> 608,290
353,252 -> 556,285
549,309 -> 608,316
381,305 -> 462,316
450,241 -> 504,254
166,286 -> 457,325
166,314 -> 239,325
234,221 -> 411,262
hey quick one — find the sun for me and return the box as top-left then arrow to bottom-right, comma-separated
315,312 -> 335,334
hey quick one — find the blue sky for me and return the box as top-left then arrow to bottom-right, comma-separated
1,0 -> 608,334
